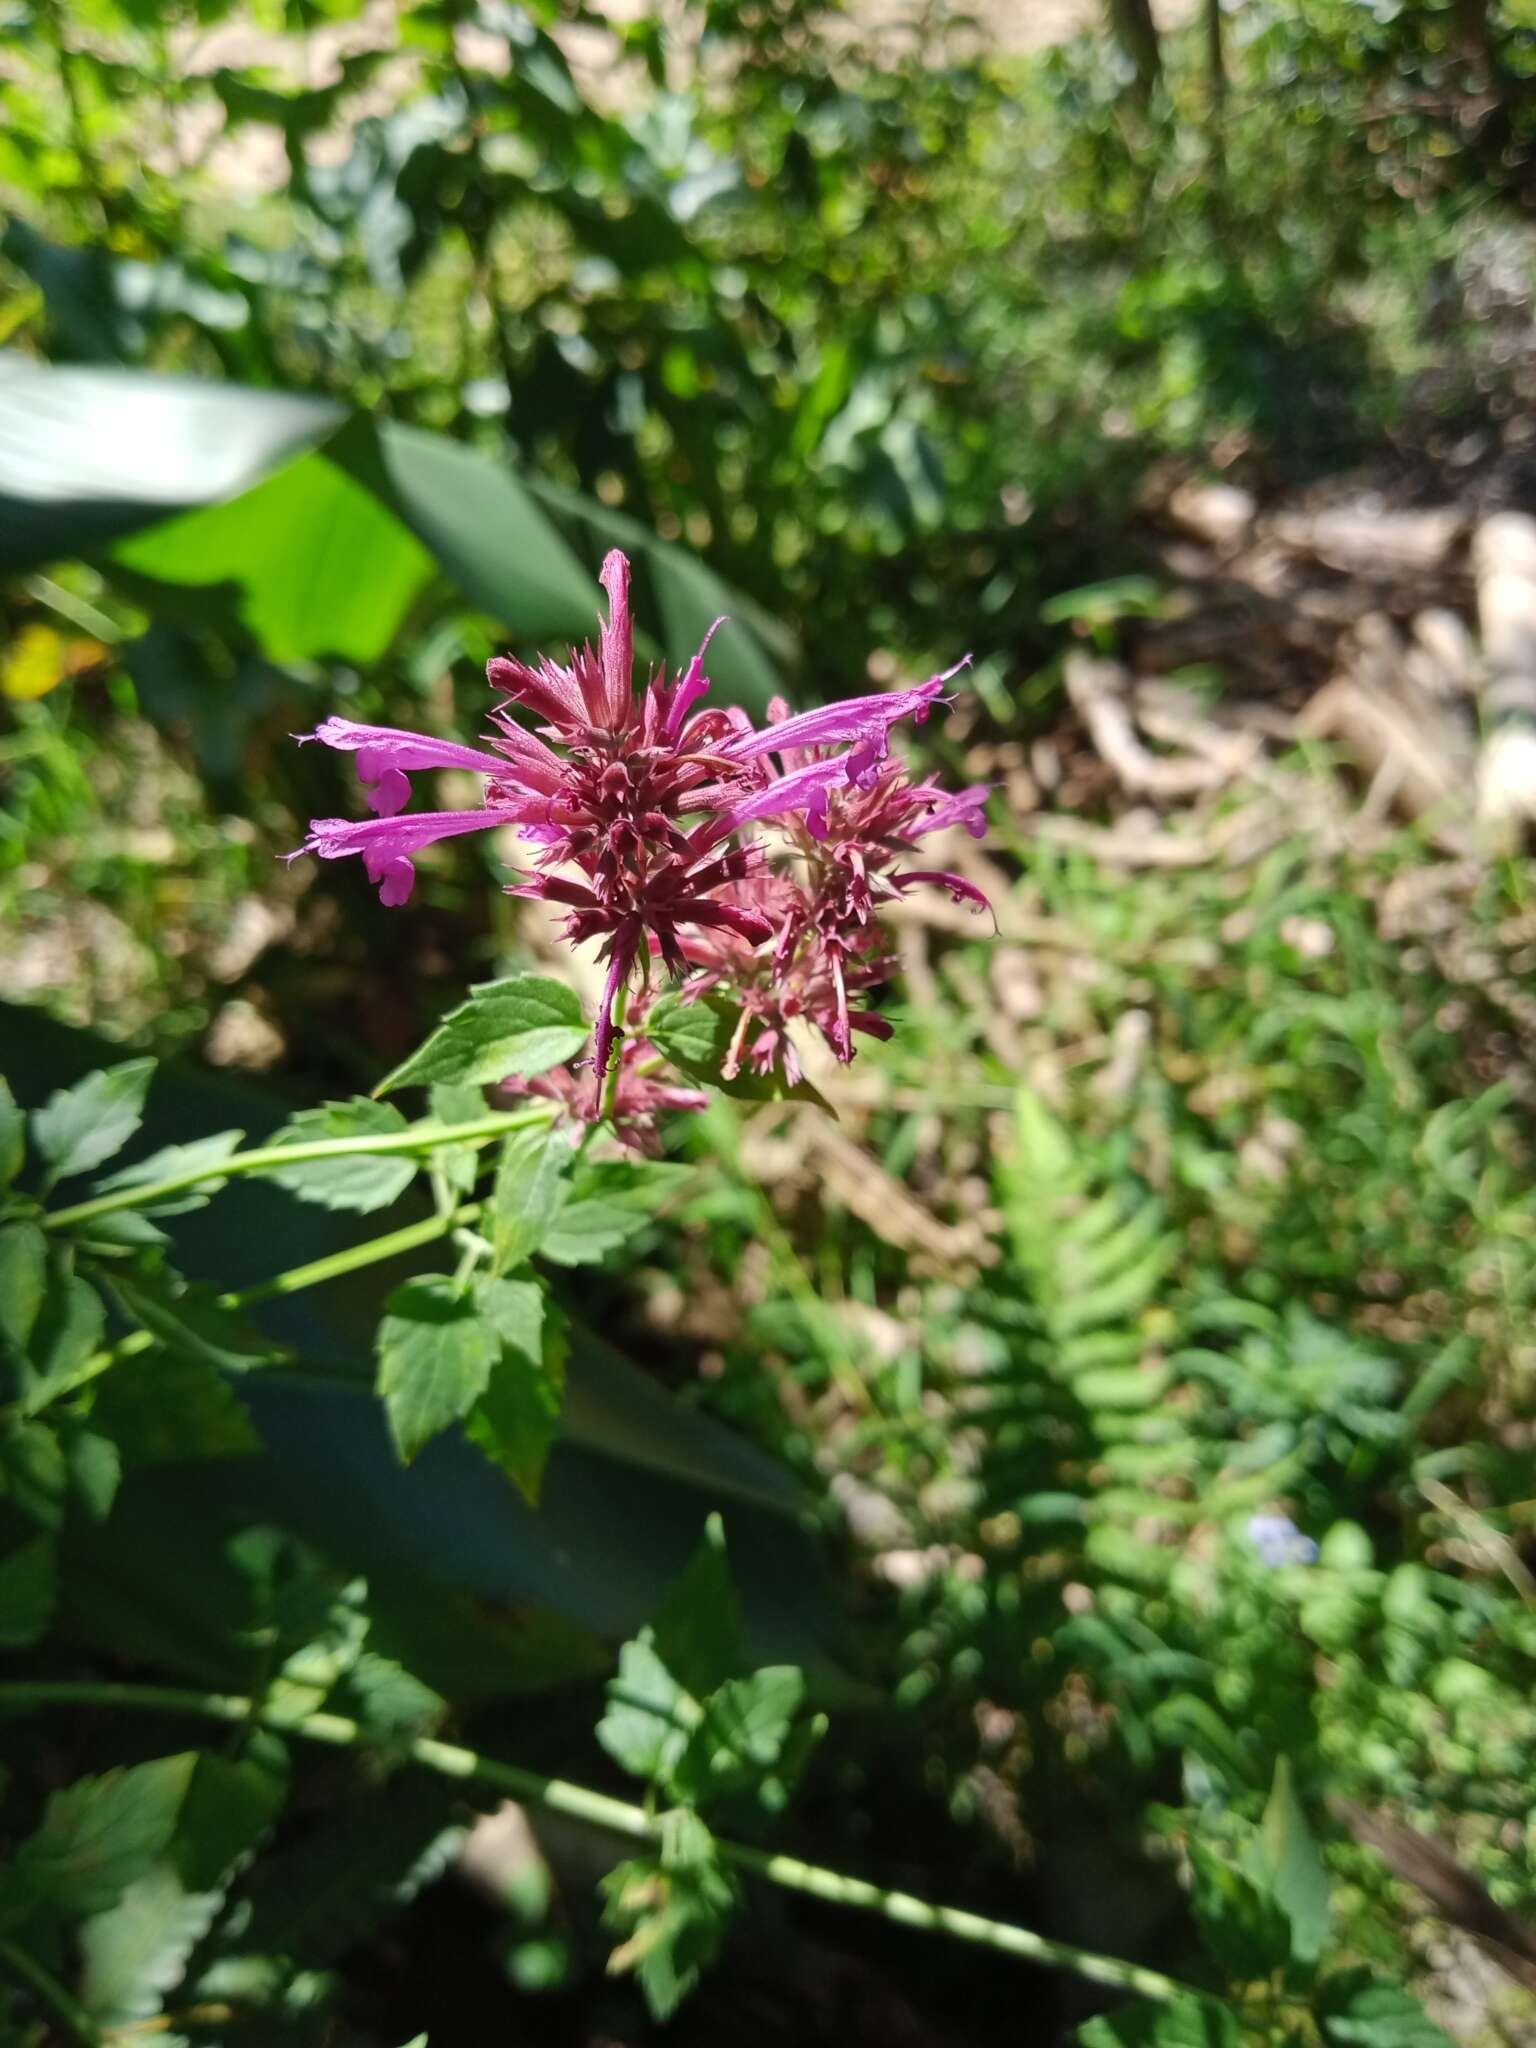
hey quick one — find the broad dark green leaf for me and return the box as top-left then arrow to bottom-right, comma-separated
377,1275 -> 494,1463
0,1420 -> 68,1527
263,1098 -> 418,1214
466,1284 -> 566,1505
0,1076 -> 23,1189
489,1124 -> 570,1275
0,359 -> 788,705
114,422 -> 436,664
104,1271 -> 280,1375
32,1059 -> 156,1185
651,1512 -> 746,1700
1189,1842 -> 1292,1983
175,1746 -> 288,1894
0,1533 -> 56,1648
376,975 -> 588,1096
0,1220 -> 47,1355
91,1351 -> 260,1463
19,1754 -> 197,1918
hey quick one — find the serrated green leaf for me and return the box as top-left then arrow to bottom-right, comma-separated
342,1652 -> 447,1740
0,1076 -> 23,1189
1316,1969 -> 1456,2048
601,1831 -> 741,2021
175,1747 -> 288,1894
24,1271 -> 106,1409
1255,1757 -> 1330,1967
376,975 -> 588,1096
0,1420 -> 67,1527
32,1060 -> 156,1186
538,1197 -> 653,1267
0,1533 -> 55,1648
377,1276 -> 495,1463
19,1753 -> 197,1918
428,1083 -> 486,1197
104,1271 -> 280,1375
92,1129 -> 244,1214
644,991 -> 829,1107
78,1862 -> 223,2025
0,1220 -> 47,1354
466,1286 -> 566,1505
91,1351 -> 259,1463
675,1666 -> 805,1805
489,1125 -> 569,1275
651,1512 -> 745,1700
263,1098 -> 418,1214
597,1633 -> 697,1784
1188,1842 -> 1293,1982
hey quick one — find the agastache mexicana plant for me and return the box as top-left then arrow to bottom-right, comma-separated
292,551 -> 988,1113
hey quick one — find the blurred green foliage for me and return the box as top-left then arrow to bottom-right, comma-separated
4,0 -> 1536,2043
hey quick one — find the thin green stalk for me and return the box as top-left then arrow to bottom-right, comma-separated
0,1934 -> 104,2048
20,1202 -> 488,1415
600,978 -> 633,1125
0,1682 -> 1196,2008
45,1111 -> 551,1234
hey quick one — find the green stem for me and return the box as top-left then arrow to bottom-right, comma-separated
21,1202 -> 488,1415
45,1112 -> 550,1234
0,1934 -> 103,2048
0,1682 -> 1195,2008
600,977 -> 633,1125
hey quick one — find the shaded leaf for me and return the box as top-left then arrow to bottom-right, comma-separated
377,976 -> 588,1096
93,1129 -> 244,1214
377,1276 -> 494,1463
19,1753 -> 197,1918
489,1125 -> 570,1275
91,1350 -> 259,1463
466,1289 -> 566,1506
263,1098 -> 418,1214
78,1863 -> 222,2025
0,1075 -> 24,1189
651,1512 -> 745,1700
0,1220 -> 47,1355
1256,1757 -> 1330,1966
1077,1999 -> 1242,2048
597,1634 -> 695,1784
0,1533 -> 56,1648
32,1060 -> 156,1185
176,1746 -> 288,1894
1316,1970 -> 1456,2048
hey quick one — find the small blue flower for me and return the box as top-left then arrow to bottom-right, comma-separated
1246,1513 -> 1319,1568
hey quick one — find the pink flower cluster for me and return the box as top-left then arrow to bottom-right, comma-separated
293,551 -> 988,1119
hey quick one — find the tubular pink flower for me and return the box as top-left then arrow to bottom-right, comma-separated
289,809 -> 505,906
298,716 -> 513,817
720,657 -> 971,787
291,549 -> 990,1106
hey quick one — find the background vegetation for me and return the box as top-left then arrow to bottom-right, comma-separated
3,1 -> 1536,2043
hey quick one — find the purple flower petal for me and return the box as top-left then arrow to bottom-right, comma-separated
290,807 -> 505,905
910,783 -> 991,841
599,550 -> 633,727
891,868 -> 995,921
